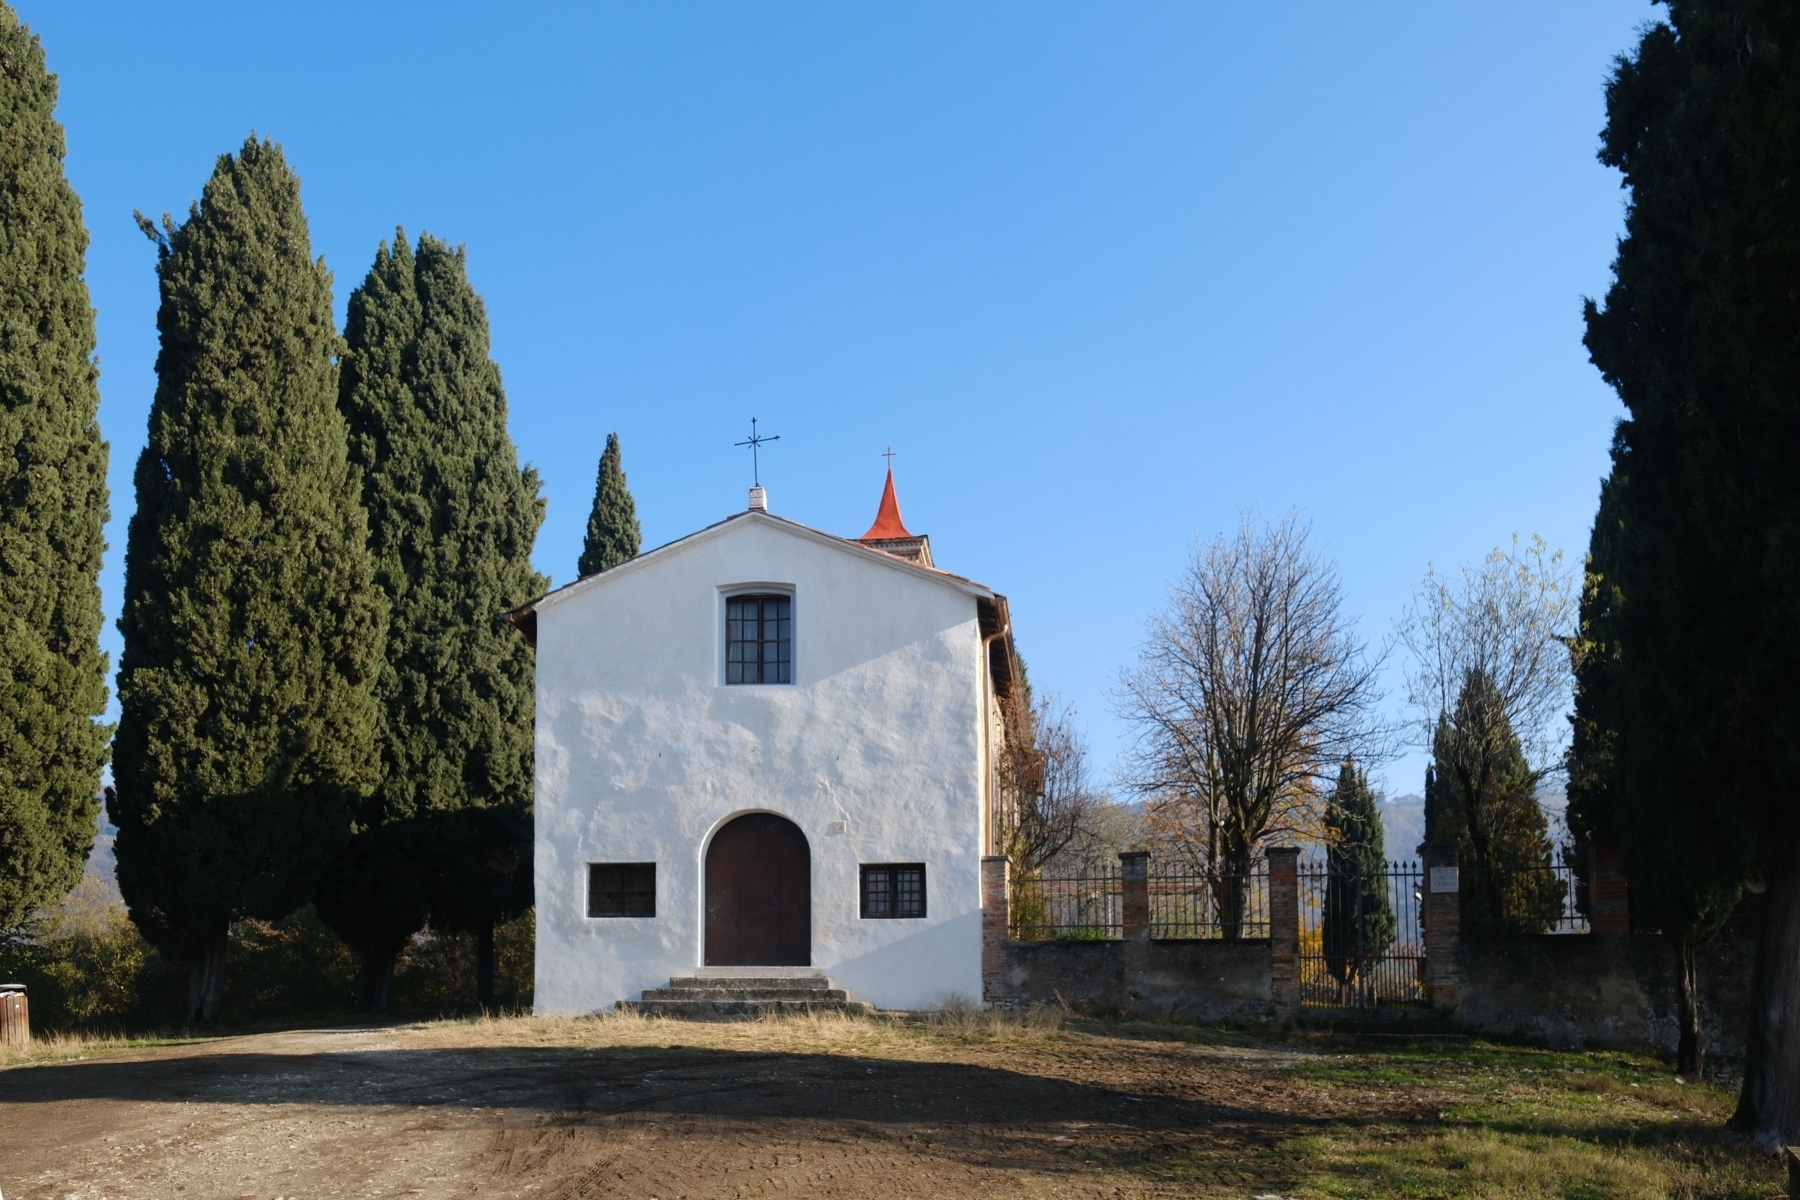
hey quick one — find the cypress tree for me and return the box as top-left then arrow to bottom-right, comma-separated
109,136 -> 386,1020
1322,760 -> 1395,989
1424,671 -> 1562,933
577,432 -> 639,577
0,5 -> 111,930
1575,3 -> 1800,1133
317,231 -> 545,1011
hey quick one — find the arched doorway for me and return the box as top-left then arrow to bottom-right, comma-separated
704,813 -> 811,966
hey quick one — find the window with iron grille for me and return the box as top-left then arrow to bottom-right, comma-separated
588,863 -> 656,917
725,593 -> 793,684
860,864 -> 926,919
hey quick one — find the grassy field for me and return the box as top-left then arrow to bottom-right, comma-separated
2,1007 -> 1785,1199
1195,1034 -> 1778,1198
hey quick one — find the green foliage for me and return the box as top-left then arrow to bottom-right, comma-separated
577,431 -> 640,577
0,4 -> 111,930
1572,6 -> 1800,1119
0,872 -> 155,1031
387,908 -> 534,1013
1569,4 -> 1788,949
317,231 -> 545,1009
1425,671 -> 1563,933
1322,760 -> 1395,984
220,906 -> 359,1019
0,878 -> 531,1029
109,137 -> 386,1014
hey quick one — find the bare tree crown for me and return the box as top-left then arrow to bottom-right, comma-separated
1117,511 -> 1382,879
1398,535 -> 1576,770
996,691 -> 1098,876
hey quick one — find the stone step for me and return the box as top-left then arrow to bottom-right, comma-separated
666,975 -> 834,991
621,974 -> 872,1019
626,998 -> 875,1019
641,986 -> 850,1003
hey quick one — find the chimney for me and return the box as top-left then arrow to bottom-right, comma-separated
748,484 -> 767,512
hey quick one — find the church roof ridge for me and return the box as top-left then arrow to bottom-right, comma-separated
500,506 -> 997,645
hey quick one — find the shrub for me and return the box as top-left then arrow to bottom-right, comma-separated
0,872 -> 158,1031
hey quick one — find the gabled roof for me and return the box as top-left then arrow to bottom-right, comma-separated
504,507 -> 1000,651
500,508 -> 1014,699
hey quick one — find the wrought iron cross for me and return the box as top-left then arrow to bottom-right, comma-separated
735,417 -> 780,486
883,444 -> 896,470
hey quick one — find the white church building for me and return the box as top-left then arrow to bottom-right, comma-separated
507,473 -> 1017,1013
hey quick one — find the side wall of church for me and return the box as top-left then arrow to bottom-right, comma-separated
532,516 -> 987,1013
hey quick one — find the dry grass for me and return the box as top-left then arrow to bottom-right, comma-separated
391,995 -> 1070,1062
5,1006 -> 1782,1198
0,1026 -> 200,1070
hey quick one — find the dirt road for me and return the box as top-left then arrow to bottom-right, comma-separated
0,1014 -> 1435,1198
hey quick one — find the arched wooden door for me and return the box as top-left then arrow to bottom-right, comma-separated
704,813 -> 811,966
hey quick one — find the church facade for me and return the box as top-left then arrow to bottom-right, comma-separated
509,476 -> 1017,1013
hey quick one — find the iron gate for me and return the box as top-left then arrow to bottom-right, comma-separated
1298,859 -> 1426,1009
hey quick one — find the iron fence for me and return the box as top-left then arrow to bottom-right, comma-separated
1009,861 -> 1122,941
1148,864 -> 1270,939
1460,864 -> 1589,935
1299,859 -> 1427,1009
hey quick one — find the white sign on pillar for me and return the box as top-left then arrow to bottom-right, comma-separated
1429,866 -> 1460,894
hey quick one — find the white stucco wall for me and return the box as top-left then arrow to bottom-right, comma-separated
532,512 -> 988,1013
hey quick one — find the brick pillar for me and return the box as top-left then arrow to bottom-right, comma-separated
1120,851 -> 1150,944
981,855 -> 1010,1005
1267,846 -> 1301,1020
1419,841 -> 1463,1014
1589,840 -> 1631,935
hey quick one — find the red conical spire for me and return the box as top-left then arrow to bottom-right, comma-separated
859,468 -> 912,540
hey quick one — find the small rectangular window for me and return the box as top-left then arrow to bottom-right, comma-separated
726,594 -> 793,685
861,864 -> 926,919
588,863 -> 655,917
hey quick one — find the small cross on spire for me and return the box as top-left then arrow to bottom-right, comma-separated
882,444 -> 896,471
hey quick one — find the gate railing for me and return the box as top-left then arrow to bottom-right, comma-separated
1009,861 -> 1122,940
1148,864 -> 1269,939
1008,858 -> 1272,941
1298,859 -> 1427,1009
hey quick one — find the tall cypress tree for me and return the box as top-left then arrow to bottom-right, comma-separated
110,137 -> 386,1020
0,5 -> 111,930
1322,760 -> 1395,989
1574,2 -> 1800,1137
317,231 -> 545,1011
577,432 -> 639,577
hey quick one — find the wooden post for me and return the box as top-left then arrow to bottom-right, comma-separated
1120,851 -> 1150,944
1783,1146 -> 1800,1199
1419,841 -> 1463,1014
1268,847 -> 1301,1020
981,855 -> 1010,1005
1589,840 -> 1631,935
0,983 -> 27,1048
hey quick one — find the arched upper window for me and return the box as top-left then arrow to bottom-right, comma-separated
725,593 -> 792,684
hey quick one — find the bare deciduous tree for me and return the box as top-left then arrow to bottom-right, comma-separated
1117,511 -> 1382,938
996,691 -> 1098,879
1398,535 -> 1576,770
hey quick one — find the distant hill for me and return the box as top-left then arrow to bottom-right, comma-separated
1380,793 -> 1425,865
1376,789 -> 1569,866
77,813 -> 123,907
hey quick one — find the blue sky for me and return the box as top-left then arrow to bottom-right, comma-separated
37,1 -> 1650,800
